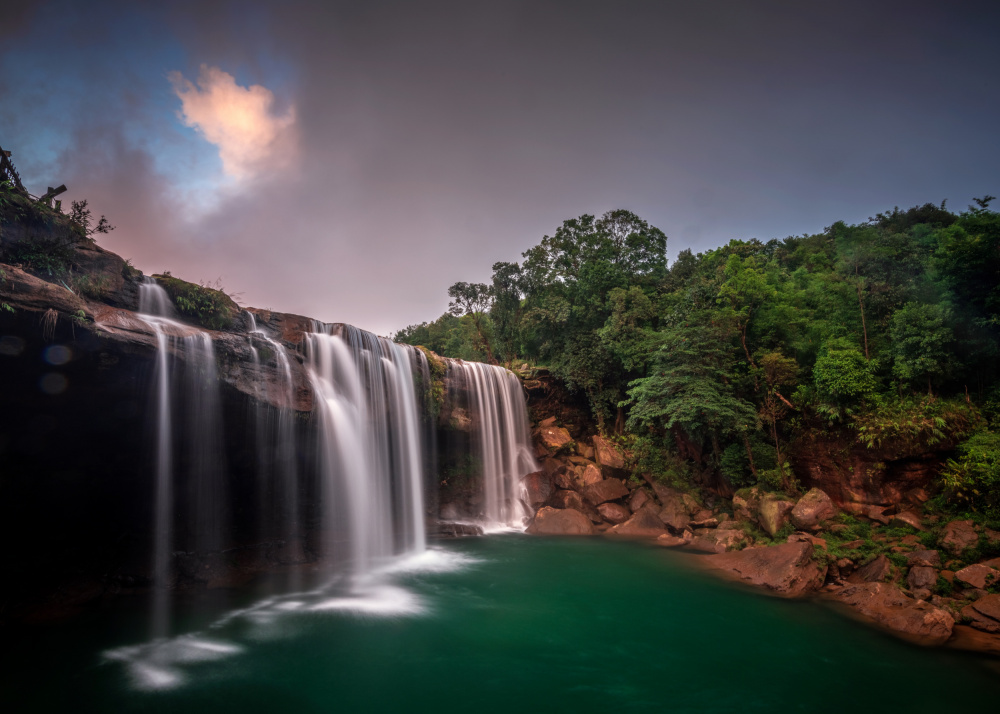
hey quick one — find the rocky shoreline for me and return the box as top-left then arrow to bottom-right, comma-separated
518,400 -> 1000,658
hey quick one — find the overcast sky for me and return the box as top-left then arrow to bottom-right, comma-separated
2,0 -> 998,335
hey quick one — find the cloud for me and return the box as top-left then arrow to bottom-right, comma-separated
169,65 -> 296,181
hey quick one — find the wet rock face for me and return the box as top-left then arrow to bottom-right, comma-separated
833,582 -> 954,645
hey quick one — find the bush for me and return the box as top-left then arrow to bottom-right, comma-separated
814,339 -> 878,405
852,396 -> 976,450
938,430 -> 1000,518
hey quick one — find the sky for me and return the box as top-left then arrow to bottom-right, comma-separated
2,0 -> 998,336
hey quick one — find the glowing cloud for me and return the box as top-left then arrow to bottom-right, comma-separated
169,65 -> 296,181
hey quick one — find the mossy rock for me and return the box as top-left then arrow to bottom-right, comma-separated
152,273 -> 239,330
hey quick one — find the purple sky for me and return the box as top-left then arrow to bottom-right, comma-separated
2,1 -> 998,335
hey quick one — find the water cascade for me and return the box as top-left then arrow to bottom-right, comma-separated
138,279 -> 227,637
244,312 -> 300,564
305,324 -> 428,576
449,360 -> 536,529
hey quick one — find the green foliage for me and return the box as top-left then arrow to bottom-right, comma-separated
153,274 -> 238,330
852,396 -> 975,450
938,430 -> 1000,518
72,272 -> 111,299
3,237 -> 75,276
68,199 -> 115,241
813,339 -> 877,406
890,302 -> 954,393
405,199 -> 1000,516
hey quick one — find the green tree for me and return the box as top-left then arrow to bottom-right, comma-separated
890,302 -> 954,395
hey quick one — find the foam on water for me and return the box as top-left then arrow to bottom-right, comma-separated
103,546 -> 481,690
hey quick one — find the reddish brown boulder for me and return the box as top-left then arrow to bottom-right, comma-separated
941,520 -> 979,556
702,541 -> 827,596
972,593 -> 1000,623
657,533 -> 691,547
554,471 -> 576,490
597,502 -> 631,524
907,566 -> 937,591
905,550 -> 941,567
582,478 -> 629,506
955,564 -> 1000,590
628,488 -> 651,513
758,494 -> 795,537
891,511 -> 924,531
849,555 -> 892,584
526,506 -> 594,536
608,504 -> 667,537
688,528 -> 747,554
538,416 -> 557,427
541,457 -> 564,476
833,582 -> 953,645
577,441 -> 595,460
538,425 -> 573,452
523,470 -> 553,507
659,497 -> 691,533
592,435 -> 626,471
733,487 -> 763,521
790,488 -> 837,530
787,533 -> 827,549
576,463 -> 603,487
961,604 -> 1000,634
548,490 -> 601,523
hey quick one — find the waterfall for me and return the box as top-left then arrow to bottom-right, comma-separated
245,312 -> 300,565
449,361 -> 536,530
138,279 -> 226,637
305,324 -> 427,576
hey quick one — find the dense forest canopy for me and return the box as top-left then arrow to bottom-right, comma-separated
397,202 -> 1000,517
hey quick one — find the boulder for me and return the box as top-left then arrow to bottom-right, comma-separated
656,533 -> 691,548
758,494 -> 795,537
906,566 -> 937,591
865,506 -> 892,525
554,471 -> 576,490
688,528 -> 747,554
849,555 -> 892,584
582,478 -> 629,506
608,504 -> 667,537
833,582 -> 953,645
628,488 -> 652,513
592,435 -> 626,476
597,502 -> 631,525
541,457 -> 564,476
972,593 -> 1000,623
905,550 -> 941,568
539,416 -> 557,427
522,470 -> 553,507
548,490 -> 601,523
787,533 -> 827,550
690,517 -> 719,529
790,488 -> 837,530
702,541 -> 827,596
732,487 -> 763,521
941,520 -> 979,556
659,497 -> 691,533
526,506 -> 594,536
575,462 -> 604,488
955,564 -> 1000,590
891,511 -> 924,531
538,425 -> 573,452
961,604 -> 1000,634
578,442 -> 595,460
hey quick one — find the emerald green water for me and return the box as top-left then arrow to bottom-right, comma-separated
6,536 -> 998,713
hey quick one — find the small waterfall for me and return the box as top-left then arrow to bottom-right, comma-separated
450,361 -> 536,530
245,312 -> 300,565
305,324 -> 427,576
138,279 -> 226,637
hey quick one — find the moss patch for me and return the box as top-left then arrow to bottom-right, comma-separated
153,273 -> 239,330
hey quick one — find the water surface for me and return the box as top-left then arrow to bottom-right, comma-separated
6,536 -> 997,713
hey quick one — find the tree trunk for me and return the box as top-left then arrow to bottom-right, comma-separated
855,266 -> 869,360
